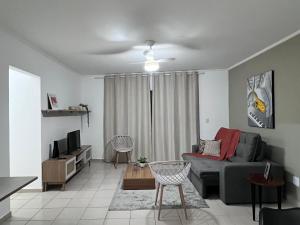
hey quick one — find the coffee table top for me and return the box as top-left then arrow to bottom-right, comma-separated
247,174 -> 284,187
124,164 -> 154,180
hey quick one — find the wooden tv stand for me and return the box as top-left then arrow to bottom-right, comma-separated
42,145 -> 92,191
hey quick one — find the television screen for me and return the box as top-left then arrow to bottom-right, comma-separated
57,138 -> 68,155
67,130 -> 81,154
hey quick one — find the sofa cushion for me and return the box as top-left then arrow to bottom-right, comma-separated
231,132 -> 261,162
202,140 -> 221,157
229,156 -> 246,162
194,158 -> 229,178
255,141 -> 266,161
234,144 -> 255,161
182,153 -> 229,177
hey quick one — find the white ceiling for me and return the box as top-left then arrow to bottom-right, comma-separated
0,0 -> 299,75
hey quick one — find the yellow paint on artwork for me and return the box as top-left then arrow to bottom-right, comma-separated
254,94 -> 266,113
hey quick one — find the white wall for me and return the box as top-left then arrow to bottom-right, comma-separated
9,67 -> 41,189
199,70 -> 229,139
0,28 -> 82,218
80,78 -> 104,159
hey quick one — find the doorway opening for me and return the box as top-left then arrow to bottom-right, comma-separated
9,66 -> 41,189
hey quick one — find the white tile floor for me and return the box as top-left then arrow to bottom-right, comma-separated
4,161 -> 295,225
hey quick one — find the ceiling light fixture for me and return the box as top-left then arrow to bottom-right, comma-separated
144,58 -> 159,72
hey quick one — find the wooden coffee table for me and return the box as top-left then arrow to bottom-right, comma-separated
123,164 -> 155,190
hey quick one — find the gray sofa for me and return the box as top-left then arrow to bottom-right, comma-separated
182,131 -> 284,204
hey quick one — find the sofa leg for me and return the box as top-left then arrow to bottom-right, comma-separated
201,185 -> 207,199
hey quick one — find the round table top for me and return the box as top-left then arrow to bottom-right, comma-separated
247,174 -> 284,187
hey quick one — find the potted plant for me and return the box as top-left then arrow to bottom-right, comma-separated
137,157 -> 148,168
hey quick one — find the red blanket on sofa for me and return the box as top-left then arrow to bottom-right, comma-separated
183,127 -> 241,161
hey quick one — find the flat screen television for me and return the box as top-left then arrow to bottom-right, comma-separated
57,138 -> 68,155
67,130 -> 81,154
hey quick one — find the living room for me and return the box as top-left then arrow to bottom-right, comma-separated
0,1 -> 300,225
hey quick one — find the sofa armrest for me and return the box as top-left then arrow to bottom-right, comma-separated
192,144 -> 199,153
219,161 -> 284,204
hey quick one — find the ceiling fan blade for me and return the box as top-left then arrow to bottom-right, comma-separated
129,61 -> 146,64
130,57 -> 175,64
156,58 -> 176,62
87,46 -> 133,55
133,43 -> 175,50
172,40 -> 201,50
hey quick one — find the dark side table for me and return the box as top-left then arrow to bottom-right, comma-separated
247,174 -> 284,221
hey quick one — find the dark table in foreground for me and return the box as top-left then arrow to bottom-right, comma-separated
247,174 -> 284,221
0,177 -> 37,202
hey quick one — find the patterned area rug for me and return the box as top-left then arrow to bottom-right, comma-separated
109,178 -> 209,211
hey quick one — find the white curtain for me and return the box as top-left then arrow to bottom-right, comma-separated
103,75 -> 152,162
152,72 -> 199,160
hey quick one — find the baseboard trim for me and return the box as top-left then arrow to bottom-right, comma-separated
0,211 -> 11,223
18,189 -> 42,193
285,181 -> 300,207
91,159 -> 104,162
286,193 -> 300,207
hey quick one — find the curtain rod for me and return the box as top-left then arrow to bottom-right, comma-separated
90,70 -> 205,79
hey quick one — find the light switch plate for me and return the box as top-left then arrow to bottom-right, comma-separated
293,176 -> 300,187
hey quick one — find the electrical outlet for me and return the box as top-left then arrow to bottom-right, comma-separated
293,176 -> 300,187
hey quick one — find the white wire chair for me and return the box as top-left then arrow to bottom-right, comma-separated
149,160 -> 191,220
111,135 -> 134,168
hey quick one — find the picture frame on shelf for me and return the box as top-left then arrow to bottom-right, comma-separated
48,93 -> 59,109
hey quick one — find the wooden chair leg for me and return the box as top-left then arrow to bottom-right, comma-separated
178,184 -> 188,219
43,182 -> 47,192
125,152 -> 129,163
112,152 -> 116,166
155,183 -> 160,205
114,152 -> 119,168
158,185 -> 164,220
128,151 -> 133,163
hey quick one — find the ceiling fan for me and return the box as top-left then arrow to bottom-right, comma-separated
86,39 -> 180,72
129,40 -> 175,72
122,40 -> 175,72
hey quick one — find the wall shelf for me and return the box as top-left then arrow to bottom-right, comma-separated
41,110 -> 90,117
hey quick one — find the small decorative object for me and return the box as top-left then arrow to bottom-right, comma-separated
68,106 -> 82,111
137,157 -> 148,168
48,93 -> 59,109
247,70 -> 274,129
264,162 -> 271,180
48,144 -> 52,159
199,139 -> 206,154
79,103 -> 90,127
52,140 -> 59,158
